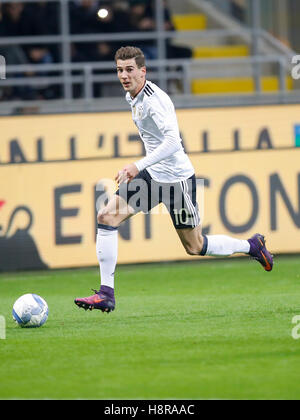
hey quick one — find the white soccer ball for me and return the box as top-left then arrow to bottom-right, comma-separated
12,294 -> 49,328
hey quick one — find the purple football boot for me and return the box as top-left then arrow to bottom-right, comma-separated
74,285 -> 115,313
248,233 -> 273,272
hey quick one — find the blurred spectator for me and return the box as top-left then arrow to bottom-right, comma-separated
21,1 -> 60,62
69,0 -> 100,35
0,2 -> 58,64
0,2 -> 59,100
162,1 -> 192,59
70,0 -> 131,34
91,42 -> 116,62
126,0 -> 192,60
26,44 -> 59,100
0,3 -> 30,100
0,3 -> 28,65
22,1 -> 59,36
127,0 -> 157,59
27,45 -> 53,65
70,0 -> 105,62
0,2 -> 26,36
0,0 -> 192,101
230,0 -> 246,23
70,0 -> 132,63
20,1 -> 59,100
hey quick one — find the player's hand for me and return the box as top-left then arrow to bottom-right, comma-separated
115,163 -> 139,185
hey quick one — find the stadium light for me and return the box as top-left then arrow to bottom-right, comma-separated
97,8 -> 109,19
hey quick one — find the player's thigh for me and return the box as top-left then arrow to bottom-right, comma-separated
166,175 -> 200,230
117,169 -> 155,213
175,224 -> 204,255
97,194 -> 135,227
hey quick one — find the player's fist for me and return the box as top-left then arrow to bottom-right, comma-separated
115,163 -> 139,185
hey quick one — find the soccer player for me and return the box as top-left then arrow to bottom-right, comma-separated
74,46 -> 273,313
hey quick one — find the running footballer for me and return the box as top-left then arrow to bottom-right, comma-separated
75,46 -> 273,313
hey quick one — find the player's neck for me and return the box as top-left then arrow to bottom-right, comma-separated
130,80 -> 146,99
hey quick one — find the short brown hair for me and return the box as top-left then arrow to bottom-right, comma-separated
115,46 -> 145,68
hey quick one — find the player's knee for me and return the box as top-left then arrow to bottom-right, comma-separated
97,210 -> 119,228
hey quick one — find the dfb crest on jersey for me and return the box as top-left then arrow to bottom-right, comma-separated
133,105 -> 143,120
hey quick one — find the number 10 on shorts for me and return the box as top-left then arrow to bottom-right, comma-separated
173,208 -> 190,225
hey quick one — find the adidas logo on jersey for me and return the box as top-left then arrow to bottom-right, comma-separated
144,83 -> 154,97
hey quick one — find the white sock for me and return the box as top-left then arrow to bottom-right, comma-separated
96,227 -> 118,289
206,235 -> 250,257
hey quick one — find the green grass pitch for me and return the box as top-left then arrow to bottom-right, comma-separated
1,256 -> 300,400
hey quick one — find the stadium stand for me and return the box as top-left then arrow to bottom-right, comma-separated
169,0 -> 295,95
0,0 -> 299,114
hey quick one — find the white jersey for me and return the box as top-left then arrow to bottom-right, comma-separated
125,80 -> 194,183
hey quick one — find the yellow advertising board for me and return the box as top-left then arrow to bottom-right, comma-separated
0,104 -> 299,165
0,104 -> 300,270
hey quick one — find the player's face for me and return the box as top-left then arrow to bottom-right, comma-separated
116,59 -> 146,97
